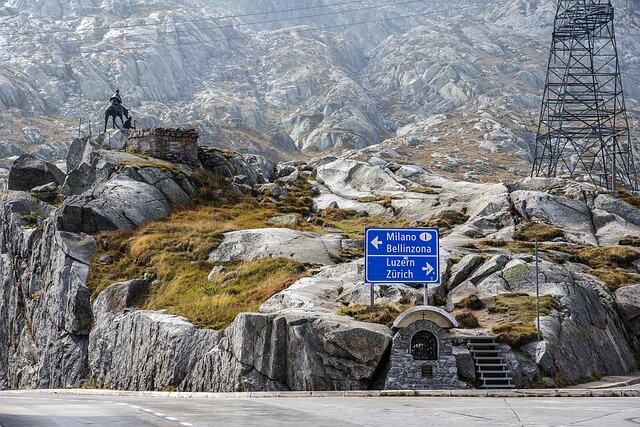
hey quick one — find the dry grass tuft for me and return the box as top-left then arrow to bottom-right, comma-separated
489,293 -> 560,348
588,269 -> 640,291
513,221 -> 564,242
338,304 -> 408,327
455,311 -> 480,328
569,246 -> 640,270
147,257 -> 307,330
454,295 -> 485,311
618,190 -> 640,209
619,236 -> 640,247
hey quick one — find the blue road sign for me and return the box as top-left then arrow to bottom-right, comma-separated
365,228 -> 439,284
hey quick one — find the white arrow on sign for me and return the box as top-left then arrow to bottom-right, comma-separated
371,236 -> 383,250
422,262 -> 434,275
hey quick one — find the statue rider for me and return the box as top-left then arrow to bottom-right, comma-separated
109,88 -> 128,118
110,89 -> 122,105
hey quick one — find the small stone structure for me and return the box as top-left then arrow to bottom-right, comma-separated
127,127 -> 199,166
384,306 -> 460,390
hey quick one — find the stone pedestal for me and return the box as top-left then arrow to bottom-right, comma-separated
127,128 -> 200,166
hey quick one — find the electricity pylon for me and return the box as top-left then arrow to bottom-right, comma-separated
531,0 -> 637,192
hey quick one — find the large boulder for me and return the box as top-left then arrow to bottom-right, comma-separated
89,280 -> 221,390
615,285 -> 640,337
8,154 -> 65,191
56,176 -> 172,234
198,147 -> 263,186
260,260 -> 422,314
208,228 -> 342,265
510,190 -> 596,244
316,159 -> 406,198
180,310 -> 392,392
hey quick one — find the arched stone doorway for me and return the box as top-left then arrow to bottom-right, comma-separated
411,330 -> 438,361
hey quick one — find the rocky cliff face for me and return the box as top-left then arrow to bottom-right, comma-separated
0,194 -> 93,388
1,130 -> 639,390
0,132 -> 398,391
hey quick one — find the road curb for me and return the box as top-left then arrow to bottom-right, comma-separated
591,377 -> 640,390
0,388 -> 638,399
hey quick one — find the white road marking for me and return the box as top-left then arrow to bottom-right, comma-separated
166,417 -> 178,421
154,412 -> 166,417
129,405 -> 141,409
180,423 -> 193,426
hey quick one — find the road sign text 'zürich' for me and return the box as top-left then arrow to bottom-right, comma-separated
365,228 -> 439,284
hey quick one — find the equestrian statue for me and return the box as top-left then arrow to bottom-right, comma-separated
104,89 -> 134,132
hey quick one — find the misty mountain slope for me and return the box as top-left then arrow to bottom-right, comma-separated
0,0 -> 637,175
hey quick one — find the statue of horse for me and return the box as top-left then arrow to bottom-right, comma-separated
104,99 -> 129,132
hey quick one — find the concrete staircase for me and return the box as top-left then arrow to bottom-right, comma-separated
466,336 -> 515,389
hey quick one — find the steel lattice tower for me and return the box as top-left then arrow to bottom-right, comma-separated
531,0 -> 637,192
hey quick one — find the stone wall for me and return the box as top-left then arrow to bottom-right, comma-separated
127,128 -> 199,166
384,319 -> 459,390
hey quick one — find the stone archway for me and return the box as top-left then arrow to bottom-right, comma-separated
384,306 -> 459,390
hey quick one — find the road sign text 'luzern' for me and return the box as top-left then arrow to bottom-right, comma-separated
365,228 -> 439,284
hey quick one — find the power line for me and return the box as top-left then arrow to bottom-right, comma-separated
1,1 -> 635,53
113,0 -> 430,41
75,6 -> 480,53
0,0 -> 387,37
0,0 -> 457,50
70,5 -> 483,54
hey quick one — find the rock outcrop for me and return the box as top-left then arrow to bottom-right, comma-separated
208,228 -> 343,266
7,154 -> 65,191
180,311 -> 392,392
0,192 -> 94,389
3,144 -> 640,392
89,280 -> 221,390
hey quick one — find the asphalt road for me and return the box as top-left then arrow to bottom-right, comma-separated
1,393 -> 639,426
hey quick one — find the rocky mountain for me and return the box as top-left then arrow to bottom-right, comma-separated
0,0 -> 638,180
1,0 -> 640,394
1,129 -> 639,391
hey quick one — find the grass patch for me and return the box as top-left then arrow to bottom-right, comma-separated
588,269 -> 640,291
147,257 -> 307,330
618,190 -> 640,209
455,311 -> 479,328
87,200 -> 315,329
454,295 -> 485,311
462,239 -> 535,253
619,236 -> 640,247
568,246 -> 640,269
354,195 -> 394,209
412,186 -> 440,195
489,293 -> 560,348
320,208 -> 362,221
320,216 -> 410,240
119,157 -> 182,173
338,304 -> 407,327
422,209 -> 469,231
513,221 -> 564,242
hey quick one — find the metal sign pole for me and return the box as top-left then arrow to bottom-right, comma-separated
370,284 -> 375,307
423,284 -> 428,306
535,239 -> 541,341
